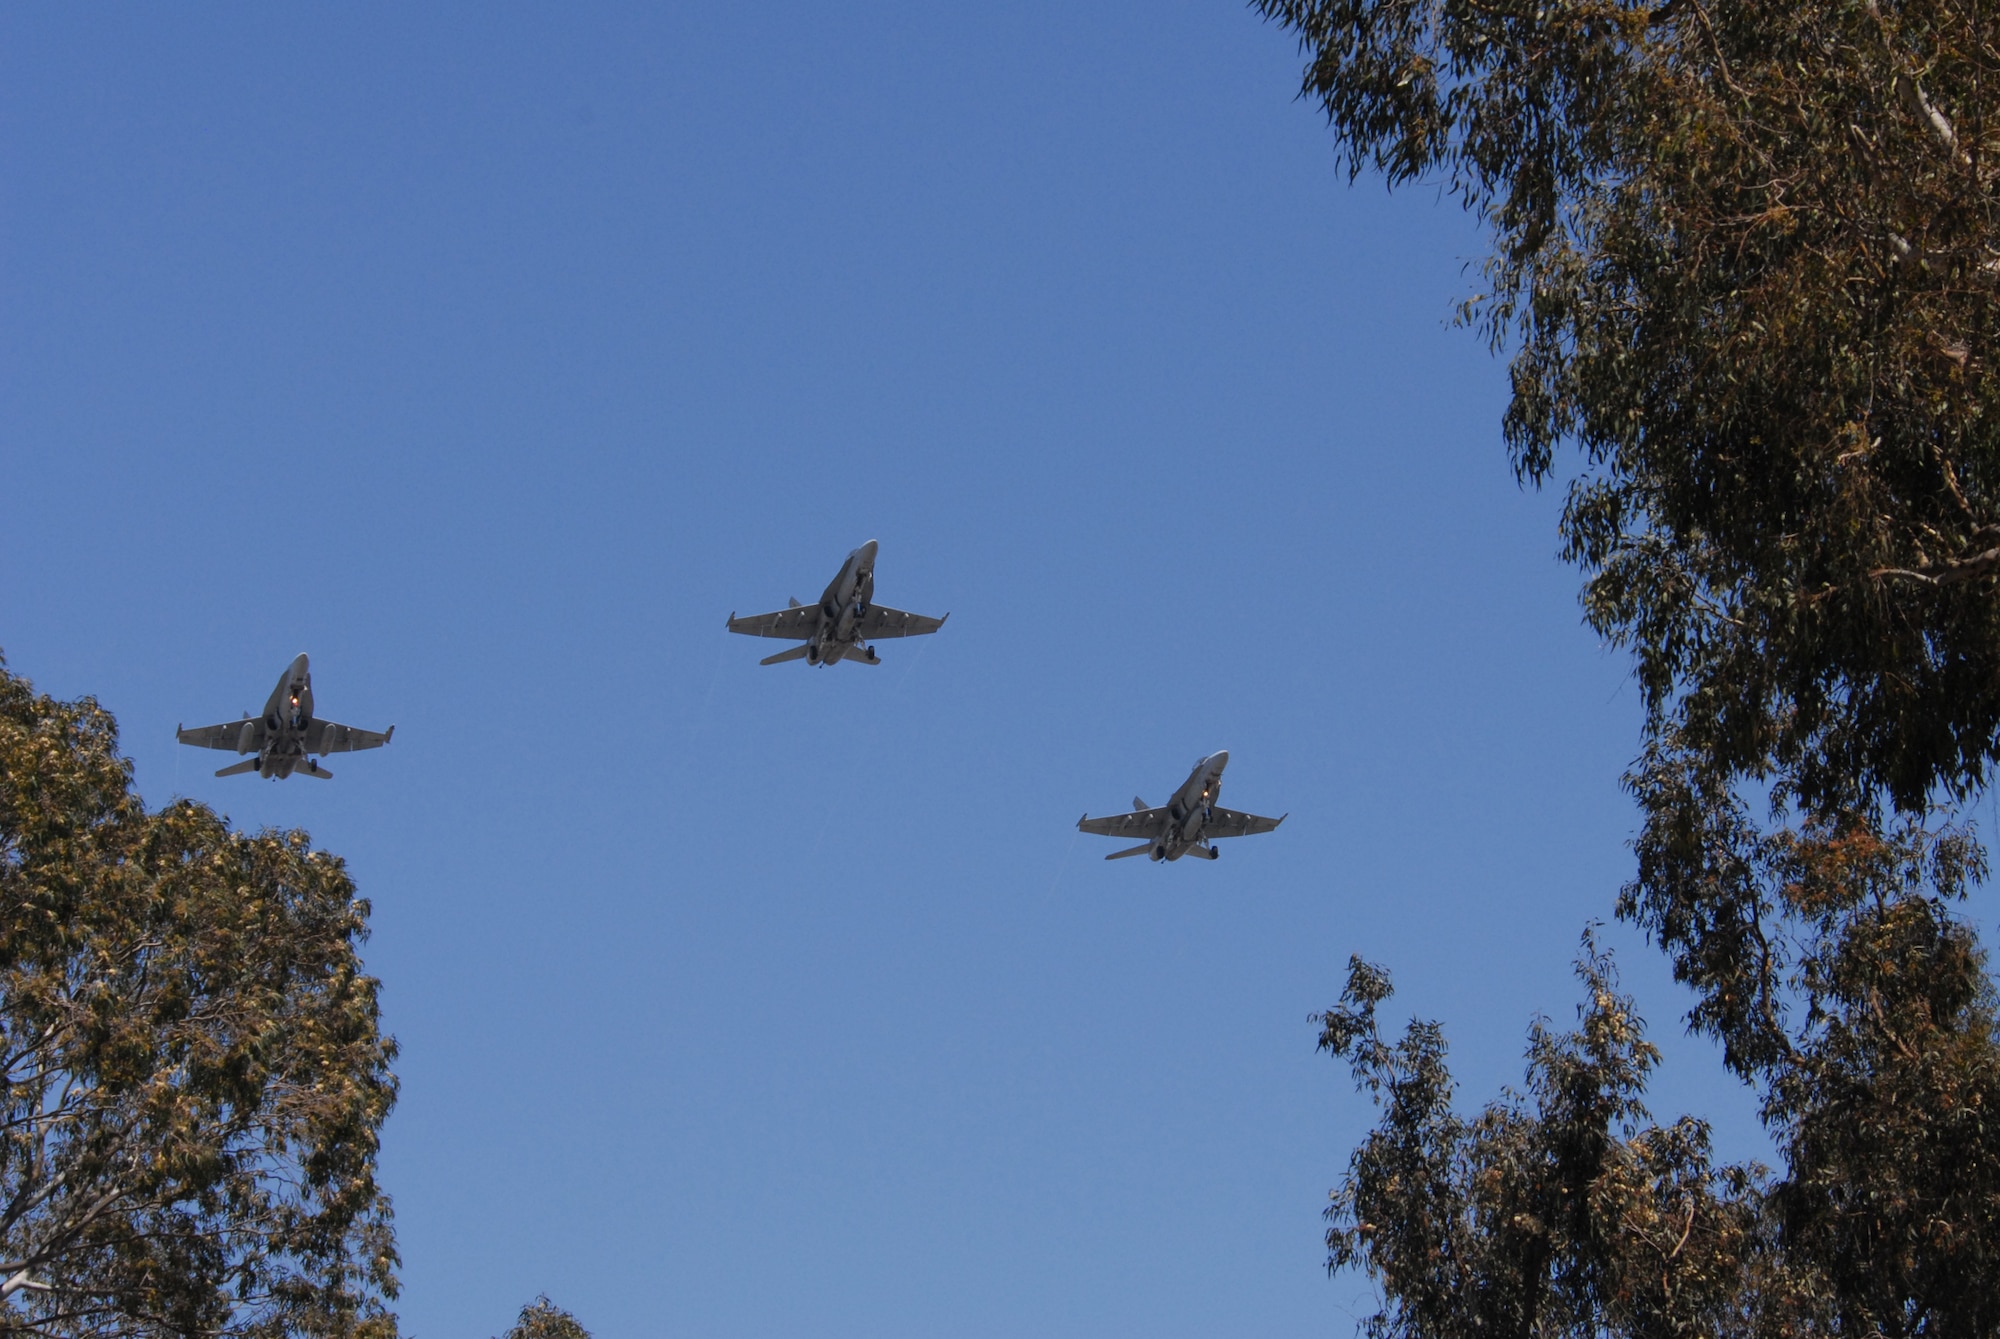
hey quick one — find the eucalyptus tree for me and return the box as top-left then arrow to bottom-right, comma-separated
1318,943 -> 1799,1339
496,1297 -> 591,1339
0,658 -> 399,1337
1255,0 -> 2000,1331
1254,0 -> 2000,811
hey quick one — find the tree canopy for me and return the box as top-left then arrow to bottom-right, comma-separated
1322,898 -> 2000,1336
495,1296 -> 592,1339
0,657 -> 399,1337
1319,942 -> 1793,1339
1259,0 -> 2000,817
1256,0 -> 2000,1333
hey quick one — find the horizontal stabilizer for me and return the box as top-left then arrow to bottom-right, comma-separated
1190,845 -> 1219,860
1106,842 -> 1154,861
845,647 -> 881,665
214,758 -> 259,778
760,645 -> 810,666
298,758 -> 333,779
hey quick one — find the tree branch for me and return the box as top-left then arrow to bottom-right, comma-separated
1872,543 -> 2000,586
1895,74 -> 1972,166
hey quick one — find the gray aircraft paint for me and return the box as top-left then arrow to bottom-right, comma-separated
726,539 -> 947,666
176,653 -> 394,779
1077,751 -> 1285,862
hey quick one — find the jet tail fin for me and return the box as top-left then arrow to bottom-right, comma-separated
788,597 -> 803,609
760,645 -> 810,666
1106,842 -> 1154,861
214,758 -> 259,778
1133,797 -> 1149,813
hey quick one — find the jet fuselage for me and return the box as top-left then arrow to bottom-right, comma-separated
808,539 -> 878,665
1152,750 -> 1229,860
247,653 -> 325,778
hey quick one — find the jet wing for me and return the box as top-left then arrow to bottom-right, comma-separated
308,720 -> 395,753
177,719 -> 266,752
1206,807 -> 1286,839
856,605 -> 947,639
1079,808 -> 1171,839
727,606 -> 820,640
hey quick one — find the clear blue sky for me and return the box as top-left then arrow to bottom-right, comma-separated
0,4 -> 1881,1335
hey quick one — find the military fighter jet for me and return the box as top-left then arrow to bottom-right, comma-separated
177,653 -> 393,779
726,539 -> 947,666
1078,751 -> 1284,861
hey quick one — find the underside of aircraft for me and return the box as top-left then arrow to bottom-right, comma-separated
727,539 -> 947,666
177,654 -> 393,779
1078,751 -> 1284,861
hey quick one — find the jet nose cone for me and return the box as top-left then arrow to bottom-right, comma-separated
291,653 -> 310,672
1210,750 -> 1229,771
857,539 -> 879,562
